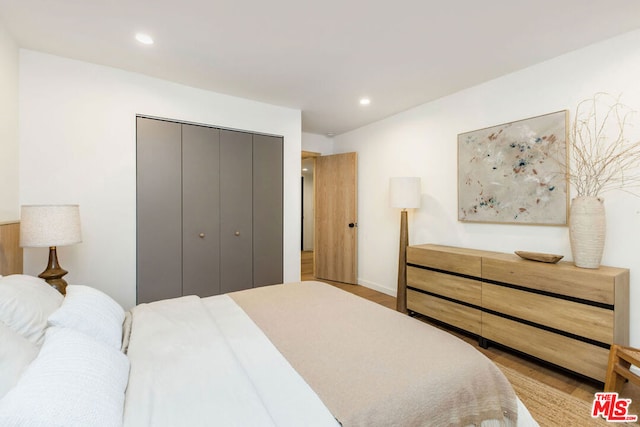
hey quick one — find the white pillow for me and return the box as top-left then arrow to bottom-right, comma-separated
48,285 -> 125,349
0,326 -> 130,427
0,322 -> 39,399
0,274 -> 64,345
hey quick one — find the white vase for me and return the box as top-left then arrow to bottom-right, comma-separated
569,196 -> 606,269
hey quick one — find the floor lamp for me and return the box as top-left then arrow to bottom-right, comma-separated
389,177 -> 421,313
19,204 -> 82,295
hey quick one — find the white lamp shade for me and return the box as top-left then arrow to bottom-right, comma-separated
20,205 -> 82,248
389,177 -> 421,209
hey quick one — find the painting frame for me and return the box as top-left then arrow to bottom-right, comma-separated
457,110 -> 569,225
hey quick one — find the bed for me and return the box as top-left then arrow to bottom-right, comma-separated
0,269 -> 539,426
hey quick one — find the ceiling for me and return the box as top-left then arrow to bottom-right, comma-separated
2,1 -> 640,136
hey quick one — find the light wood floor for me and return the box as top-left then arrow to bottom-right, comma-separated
301,250 -> 601,404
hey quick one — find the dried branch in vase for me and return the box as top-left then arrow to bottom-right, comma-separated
569,92 -> 640,197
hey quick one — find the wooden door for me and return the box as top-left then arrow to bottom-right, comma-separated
314,152 -> 358,284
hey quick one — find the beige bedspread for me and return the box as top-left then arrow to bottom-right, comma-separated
230,281 -> 518,427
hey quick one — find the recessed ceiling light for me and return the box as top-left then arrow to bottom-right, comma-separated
135,33 -> 154,45
302,168 -> 309,172
359,98 -> 371,106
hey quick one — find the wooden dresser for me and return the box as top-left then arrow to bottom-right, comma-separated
406,244 -> 629,382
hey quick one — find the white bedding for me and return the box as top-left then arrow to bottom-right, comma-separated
124,288 -> 538,427
123,294 -> 338,427
1,277 -> 538,426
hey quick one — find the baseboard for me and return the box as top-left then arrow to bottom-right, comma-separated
357,279 -> 396,297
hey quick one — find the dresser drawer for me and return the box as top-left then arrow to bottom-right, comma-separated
483,283 -> 614,344
407,266 -> 481,306
407,245 -> 482,277
408,290 -> 481,335
482,313 -> 609,381
482,256 -> 616,305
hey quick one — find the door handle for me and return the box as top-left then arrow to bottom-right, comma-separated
348,222 -> 357,228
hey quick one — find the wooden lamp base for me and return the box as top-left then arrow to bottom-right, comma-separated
38,246 -> 68,295
396,210 -> 408,313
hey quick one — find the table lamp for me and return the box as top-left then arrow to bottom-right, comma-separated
389,177 -> 421,313
20,205 -> 82,295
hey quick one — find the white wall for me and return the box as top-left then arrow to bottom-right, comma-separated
334,29 -> 640,347
0,20 -> 19,221
19,50 -> 302,309
302,132 -> 334,154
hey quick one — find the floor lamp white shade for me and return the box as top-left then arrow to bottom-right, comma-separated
389,177 -> 421,313
389,177 -> 421,209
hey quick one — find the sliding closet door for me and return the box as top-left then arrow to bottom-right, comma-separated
182,125 -> 221,297
136,117 -> 183,303
253,134 -> 283,287
219,130 -> 253,293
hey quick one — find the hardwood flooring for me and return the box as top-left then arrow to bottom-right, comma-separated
300,250 -> 602,404
300,251 -> 395,309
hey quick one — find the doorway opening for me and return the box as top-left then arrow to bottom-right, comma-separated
301,152 -> 318,280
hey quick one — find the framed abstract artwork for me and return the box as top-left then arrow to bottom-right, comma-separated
458,110 -> 568,225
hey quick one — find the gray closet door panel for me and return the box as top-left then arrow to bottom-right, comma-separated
252,135 -> 283,287
219,129 -> 253,293
136,117 -> 183,303
182,125 -> 221,297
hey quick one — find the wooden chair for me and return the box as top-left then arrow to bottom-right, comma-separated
604,344 -> 640,393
